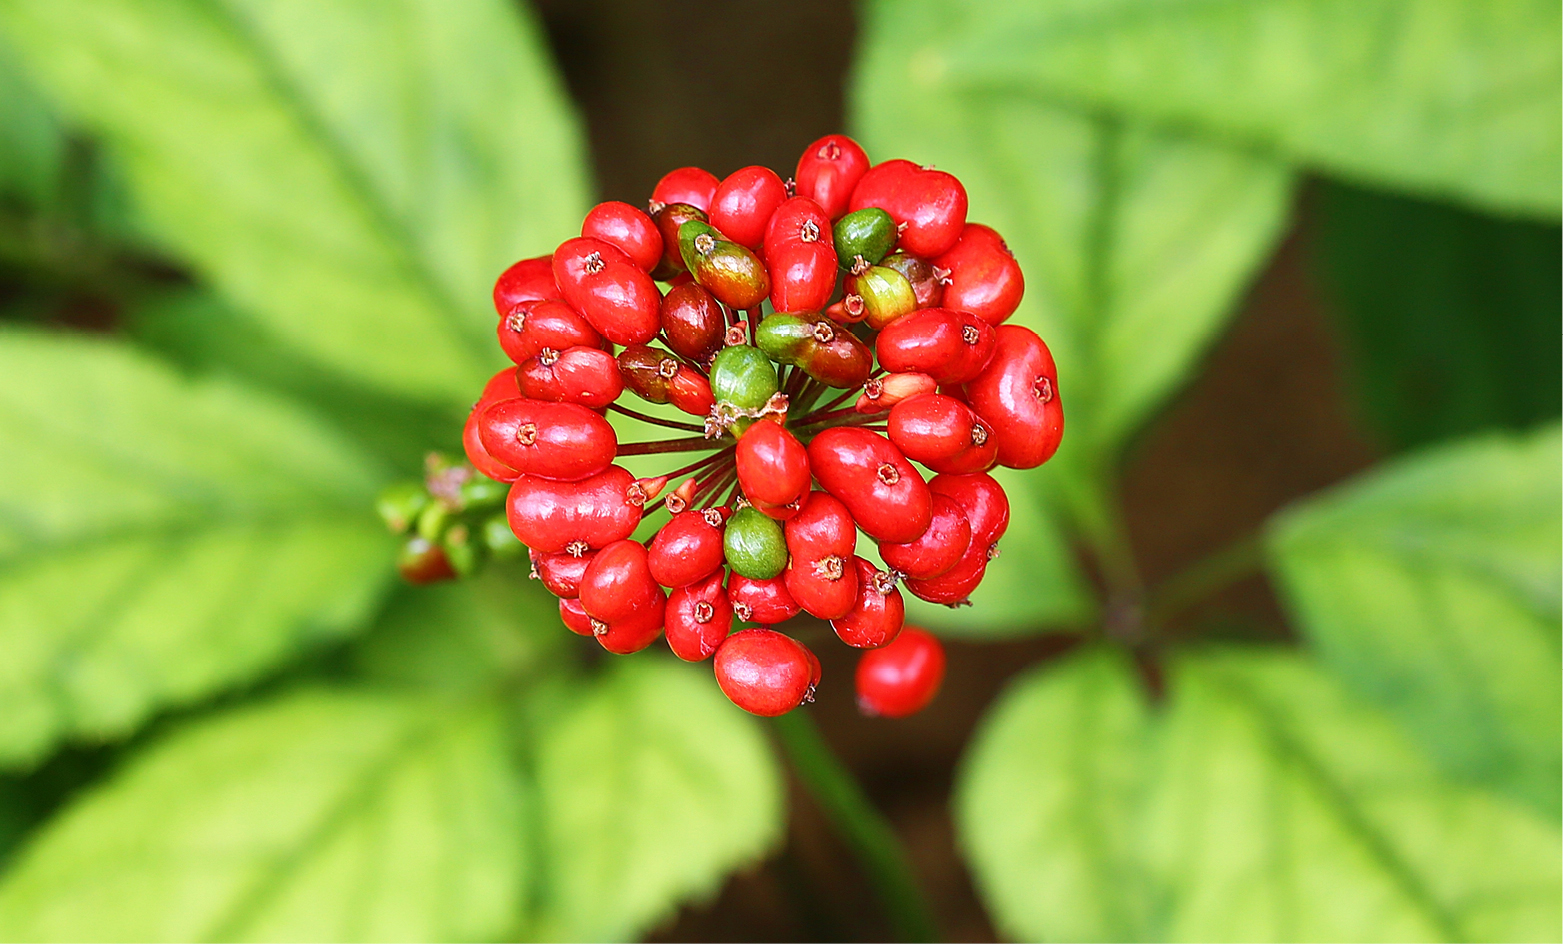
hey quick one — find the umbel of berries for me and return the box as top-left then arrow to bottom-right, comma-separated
425,133 -> 1062,717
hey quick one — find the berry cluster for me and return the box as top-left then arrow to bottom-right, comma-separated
415,134 -> 1061,717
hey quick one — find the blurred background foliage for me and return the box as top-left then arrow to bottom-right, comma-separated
0,0 -> 1556,941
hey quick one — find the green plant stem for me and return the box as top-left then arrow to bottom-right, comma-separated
771,711 -> 939,943
1145,533 -> 1264,627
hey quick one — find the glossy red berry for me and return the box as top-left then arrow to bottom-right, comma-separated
933,223 -> 1024,325
856,372 -> 938,414
648,508 -> 727,588
478,398 -> 616,482
497,300 -> 604,366
736,419 -> 811,512
880,251 -> 945,310
618,345 -> 718,417
855,626 -> 945,717
652,166 -> 720,212
879,492 -> 971,579
807,427 -> 932,544
583,201 -> 663,274
665,570 -> 733,662
728,572 -> 802,624
506,465 -> 641,553
904,537 -> 989,606
763,196 -> 837,313
552,236 -> 661,345
831,557 -> 905,649
796,134 -> 870,220
849,159 -> 968,258
463,368 -> 524,482
558,596 -> 595,636
580,539 -> 666,654
875,308 -> 995,385
492,255 -> 561,314
928,472 -> 1009,547
710,165 -> 789,250
518,346 -> 623,410
660,281 -> 726,363
783,491 -> 860,621
535,549 -> 595,598
963,325 -> 1064,469
713,628 -> 815,716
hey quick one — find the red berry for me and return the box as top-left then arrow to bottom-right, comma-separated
807,427 -> 932,544
617,345 -> 718,417
849,159 -> 968,258
497,300 -> 604,366
963,325 -> 1063,469
887,393 -> 973,465
582,201 -> 663,273
831,557 -> 905,648
904,537 -> 989,605
763,196 -> 834,255
493,255 -> 561,315
875,308 -> 995,385
648,508 -> 727,588
727,572 -> 802,624
753,494 -> 805,521
535,548 -> 595,598
795,134 -> 870,221
559,597 -> 595,636
765,243 -> 838,314
653,167 -> 720,212
518,346 -> 623,410
463,368 -> 523,482
398,536 -> 456,584
710,166 -> 788,250
855,372 -> 938,414
928,472 -> 1009,547
478,398 -> 616,482
713,628 -> 814,716
665,570 -> 733,662
736,419 -> 811,512
856,626 -> 945,717
933,224 -> 1024,326
782,490 -> 860,620
552,237 -> 661,345
506,465 -> 641,553
660,282 -> 726,363
580,539 -> 667,654
879,492 -> 971,579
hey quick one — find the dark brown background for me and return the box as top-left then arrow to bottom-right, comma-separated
532,1 -> 1384,940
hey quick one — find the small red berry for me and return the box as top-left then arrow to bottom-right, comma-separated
849,159 -> 968,258
710,165 -> 789,250
398,536 -> 456,584
963,325 -> 1063,469
783,490 -> 860,620
497,300 -> 604,366
653,166 -> 720,212
648,508 -> 727,588
796,134 -> 870,221
765,242 -> 838,314
904,537 -> 989,606
552,237 -> 661,345
582,200 -> 663,273
580,539 -> 666,654
651,203 -> 708,279
807,427 -> 932,544
506,465 -> 641,553
875,308 -> 996,385
831,557 -> 905,649
518,346 -> 623,410
713,628 -> 815,716
879,492 -> 971,580
665,570 -> 733,662
736,419 -> 811,512
492,255 -> 561,315
558,596 -> 595,636
463,368 -> 524,482
535,548 -> 595,598
727,572 -> 802,624
660,282 -> 726,363
855,626 -> 945,717
478,398 -> 616,482
933,223 -> 1024,326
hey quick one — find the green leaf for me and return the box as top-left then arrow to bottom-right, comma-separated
0,0 -> 589,404
531,658 -> 785,942
1267,424 -> 1561,816
942,0 -> 1561,219
0,331 -> 392,764
955,646 -> 1562,942
0,688 -> 528,941
351,562 -> 563,693
955,645 -> 1154,941
1315,181 -> 1562,449
0,37 -> 60,206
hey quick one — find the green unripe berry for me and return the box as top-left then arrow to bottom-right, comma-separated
755,313 -> 814,364
833,207 -> 897,270
724,506 -> 788,579
709,344 -> 779,411
848,264 -> 917,329
376,482 -> 428,534
678,219 -> 769,309
482,514 -> 524,558
441,523 -> 485,578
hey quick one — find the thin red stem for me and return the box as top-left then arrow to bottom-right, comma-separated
664,447 -> 734,481
795,405 -> 861,427
809,385 -> 861,417
608,403 -> 706,433
617,436 -> 720,456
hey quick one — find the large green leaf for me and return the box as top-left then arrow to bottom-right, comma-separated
0,38 -> 59,207
956,646 -> 1562,942
943,0 -> 1561,219
0,689 -> 527,941
0,331 -> 391,764
531,658 -> 785,941
1268,424 -> 1561,816
0,0 -> 589,404
1315,181 -> 1562,449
